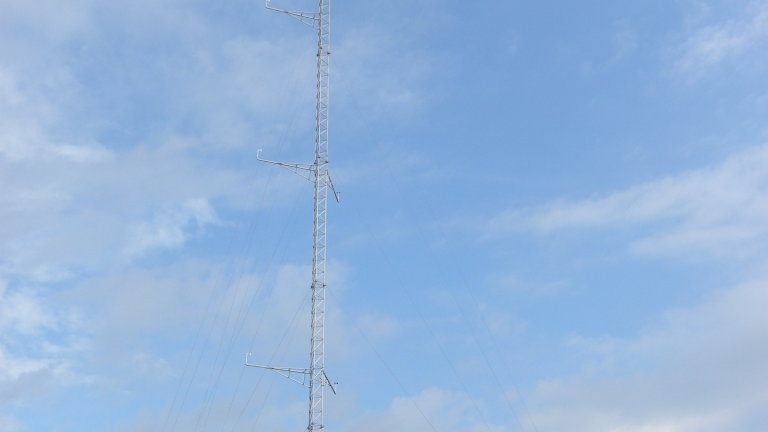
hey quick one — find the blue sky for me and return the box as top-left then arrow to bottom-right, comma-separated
2,0 -> 768,431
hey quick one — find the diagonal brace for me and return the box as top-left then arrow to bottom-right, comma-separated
245,353 -> 337,393
257,149 -> 313,181
245,353 -> 310,387
257,150 -> 340,202
265,0 -> 319,28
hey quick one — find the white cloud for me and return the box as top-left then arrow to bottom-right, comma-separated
59,258 -> 407,432
353,313 -> 402,340
0,0 -> 441,285
0,0 -> 93,45
334,26 -> 433,118
675,2 -> 768,72
0,0 -> 341,283
0,414 -> 20,432
0,281 -> 54,335
612,20 -> 638,62
339,387 -> 508,432
0,65 -> 111,164
0,140 -> 280,280
124,198 -> 218,257
489,143 -> 768,258
0,347 -> 50,384
526,277 -> 768,432
0,279 -> 87,405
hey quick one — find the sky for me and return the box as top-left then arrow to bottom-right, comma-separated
1,0 -> 768,431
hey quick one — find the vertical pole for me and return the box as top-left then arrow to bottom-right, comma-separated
309,1 -> 330,431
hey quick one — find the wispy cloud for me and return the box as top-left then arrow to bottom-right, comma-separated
0,347 -> 50,384
0,279 -> 86,403
527,277 -> 768,432
675,2 -> 768,73
340,387 -> 507,432
0,282 -> 54,335
489,143 -> 768,258
0,415 -> 20,432
124,198 -> 218,257
334,26 -> 434,118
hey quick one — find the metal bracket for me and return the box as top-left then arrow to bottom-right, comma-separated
257,149 -> 313,182
245,352 -> 338,393
265,0 -> 319,28
257,149 -> 340,202
323,370 -> 338,395
327,173 -> 340,203
245,352 -> 310,387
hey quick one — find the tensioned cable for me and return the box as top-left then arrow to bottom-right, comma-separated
369,240 -> 497,432
445,284 -> 540,432
219,189 -> 307,424
227,285 -> 313,432
165,190 -> 274,432
192,212 -> 283,429
161,41 -> 312,430
380,162 -> 540,432
162,148 -> 299,430
193,46 -> 317,430
325,287 -> 442,432
162,207 -> 268,432
194,186 -> 307,432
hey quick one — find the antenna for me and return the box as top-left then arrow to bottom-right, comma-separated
247,1 -> 336,432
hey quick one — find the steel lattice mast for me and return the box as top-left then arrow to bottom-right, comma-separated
309,0 -> 331,430
246,1 -> 337,432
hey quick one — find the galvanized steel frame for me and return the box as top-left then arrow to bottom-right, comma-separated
247,1 -> 334,432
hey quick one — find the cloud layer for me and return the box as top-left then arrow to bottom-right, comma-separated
490,143 -> 768,258
528,276 -> 768,432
